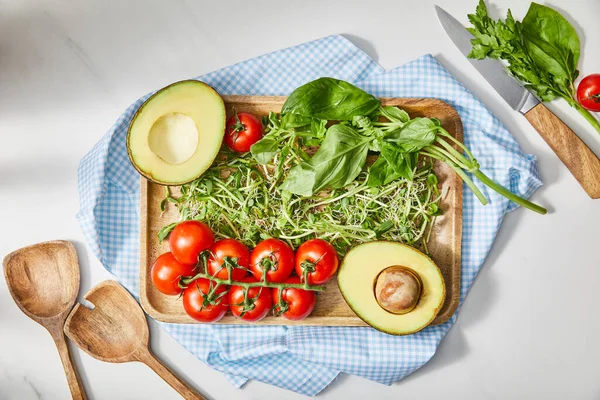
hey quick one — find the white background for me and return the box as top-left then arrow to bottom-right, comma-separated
1,0 -> 600,399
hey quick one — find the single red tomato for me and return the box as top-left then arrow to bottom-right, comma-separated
577,74 -> 600,112
250,238 -> 294,283
224,111 -> 263,152
207,239 -> 250,281
151,252 -> 196,295
229,277 -> 272,322
169,221 -> 214,265
272,277 -> 316,321
295,239 -> 339,285
182,278 -> 228,323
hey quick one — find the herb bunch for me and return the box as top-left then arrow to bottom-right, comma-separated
467,0 -> 600,134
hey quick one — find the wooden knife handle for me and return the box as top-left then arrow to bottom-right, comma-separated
524,103 -> 600,199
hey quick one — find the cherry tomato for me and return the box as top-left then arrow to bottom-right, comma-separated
151,252 -> 196,295
295,239 -> 339,285
229,277 -> 272,322
272,277 -> 316,321
577,74 -> 600,112
250,238 -> 295,283
182,278 -> 228,323
207,239 -> 249,281
169,221 -> 214,265
224,111 -> 263,152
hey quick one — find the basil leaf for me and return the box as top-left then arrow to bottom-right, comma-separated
521,3 -> 580,84
280,125 -> 371,195
282,77 -> 380,121
310,118 -> 327,138
380,106 -> 410,123
250,137 -> 279,164
281,113 -> 312,130
367,157 -> 400,187
383,117 -> 438,153
380,144 -> 416,180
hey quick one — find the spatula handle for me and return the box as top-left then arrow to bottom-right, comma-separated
51,329 -> 88,400
524,103 -> 600,198
136,348 -> 205,400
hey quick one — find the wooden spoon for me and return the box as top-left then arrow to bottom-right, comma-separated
64,280 -> 205,399
3,240 -> 87,399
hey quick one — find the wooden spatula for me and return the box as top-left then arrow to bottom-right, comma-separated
64,280 -> 205,400
3,241 -> 88,399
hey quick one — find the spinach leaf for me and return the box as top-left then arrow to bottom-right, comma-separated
250,137 -> 280,164
380,106 -> 410,123
281,112 -> 312,130
367,156 -> 401,187
383,117 -> 439,153
281,77 -> 380,121
521,3 -> 580,86
280,124 -> 372,195
380,143 -> 417,180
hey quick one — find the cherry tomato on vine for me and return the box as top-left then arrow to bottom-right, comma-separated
229,277 -> 272,322
182,278 -> 229,323
250,238 -> 295,283
295,239 -> 339,285
224,110 -> 263,152
577,74 -> 600,112
151,252 -> 196,295
207,239 -> 249,281
272,276 -> 316,321
169,221 -> 214,265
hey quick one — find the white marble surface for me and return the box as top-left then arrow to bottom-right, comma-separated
2,0 -> 600,399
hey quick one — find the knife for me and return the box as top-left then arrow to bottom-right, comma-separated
435,5 -> 600,199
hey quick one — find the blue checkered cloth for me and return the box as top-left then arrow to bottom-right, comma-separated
77,35 -> 542,395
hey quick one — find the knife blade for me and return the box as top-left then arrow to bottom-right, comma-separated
435,5 -> 600,199
435,5 -> 539,114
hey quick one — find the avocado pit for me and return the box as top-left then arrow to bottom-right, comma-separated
374,265 -> 422,315
148,112 -> 199,165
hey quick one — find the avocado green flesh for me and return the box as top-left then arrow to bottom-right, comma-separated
127,80 -> 226,185
338,241 -> 445,335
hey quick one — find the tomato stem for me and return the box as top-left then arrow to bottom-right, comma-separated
181,273 -> 326,292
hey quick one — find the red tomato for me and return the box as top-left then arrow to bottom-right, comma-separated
577,74 -> 600,112
272,277 -> 316,321
295,239 -> 339,285
182,278 -> 228,323
207,239 -> 250,281
169,221 -> 214,265
250,238 -> 295,283
151,252 -> 196,295
229,277 -> 272,322
224,111 -> 263,152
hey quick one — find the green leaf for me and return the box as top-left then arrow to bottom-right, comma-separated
380,106 -> 410,123
367,157 -> 400,187
158,222 -> 178,242
310,118 -> 327,137
250,137 -> 279,164
280,124 -> 371,195
383,117 -> 438,153
521,3 -> 580,84
380,144 -> 416,180
281,113 -> 312,129
374,220 -> 394,238
282,77 -> 380,121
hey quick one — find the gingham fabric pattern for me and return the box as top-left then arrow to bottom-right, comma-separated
77,34 -> 542,396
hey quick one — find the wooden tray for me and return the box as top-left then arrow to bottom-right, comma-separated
140,96 -> 463,326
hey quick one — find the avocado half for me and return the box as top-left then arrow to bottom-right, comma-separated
338,241 -> 445,335
127,80 -> 226,185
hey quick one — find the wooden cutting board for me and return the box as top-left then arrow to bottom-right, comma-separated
139,96 -> 463,326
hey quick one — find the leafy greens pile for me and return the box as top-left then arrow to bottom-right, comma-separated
161,77 -> 546,256
268,78 -> 545,214
161,111 -> 443,255
467,1 -> 600,135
